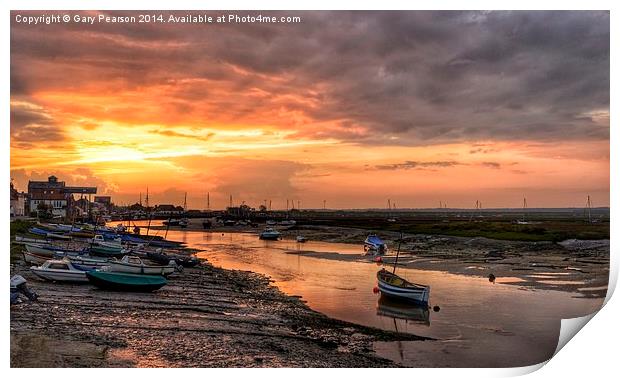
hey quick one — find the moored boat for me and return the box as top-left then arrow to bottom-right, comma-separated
67,255 -> 111,270
30,259 -> 89,283
376,268 -> 430,305
90,244 -> 126,257
259,228 -> 281,240
364,234 -> 387,255
296,235 -> 307,243
108,255 -> 177,276
86,271 -> 167,292
23,251 -> 51,265
25,243 -> 85,257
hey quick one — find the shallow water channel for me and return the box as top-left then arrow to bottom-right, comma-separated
142,227 -> 604,367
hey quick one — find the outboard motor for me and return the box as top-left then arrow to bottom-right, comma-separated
10,275 -> 38,303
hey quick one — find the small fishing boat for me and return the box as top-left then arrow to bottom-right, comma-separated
259,228 -> 281,240
67,255 -> 111,270
376,233 -> 430,305
377,269 -> 430,305
108,255 -> 177,276
14,235 -> 50,245
364,234 -> 388,255
296,235 -> 307,243
90,244 -> 126,257
86,271 -> 167,292
146,251 -> 200,268
23,251 -> 51,265
179,218 -> 189,228
25,243 -> 85,257
30,259 -> 89,283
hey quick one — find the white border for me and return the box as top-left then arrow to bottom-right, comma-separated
2,1 -> 616,377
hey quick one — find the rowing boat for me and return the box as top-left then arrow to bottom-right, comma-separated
108,255 -> 177,276
376,269 -> 430,305
23,251 -> 51,265
86,271 -> 167,292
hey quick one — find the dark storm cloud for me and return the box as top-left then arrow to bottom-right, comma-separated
10,10 -> 609,144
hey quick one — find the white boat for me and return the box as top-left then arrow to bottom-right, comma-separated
67,255 -> 111,270
46,232 -> 72,240
280,220 -> 296,226
259,228 -> 281,240
25,243 -> 84,257
24,243 -> 58,257
107,255 -> 177,276
14,235 -> 51,245
179,218 -> 189,228
364,234 -> 387,255
23,251 -> 51,265
376,268 -> 430,305
92,235 -> 123,249
30,259 -> 89,283
296,235 -> 307,243
266,220 -> 277,226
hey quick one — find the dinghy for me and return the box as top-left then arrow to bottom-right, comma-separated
296,235 -> 307,243
86,271 -> 167,292
377,269 -> 430,305
30,259 -> 89,283
364,234 -> 387,255
108,255 -> 177,276
25,243 -> 85,257
90,244 -> 126,257
67,255 -> 111,270
376,232 -> 430,305
259,228 -> 281,240
23,251 -> 51,265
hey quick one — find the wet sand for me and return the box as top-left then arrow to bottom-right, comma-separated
10,254 -> 429,368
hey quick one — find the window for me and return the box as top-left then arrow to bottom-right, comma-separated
48,264 -> 69,270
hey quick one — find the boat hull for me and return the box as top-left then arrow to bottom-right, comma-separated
30,267 -> 89,283
23,252 -> 51,265
86,271 -> 167,292
90,245 -> 125,257
108,261 -> 175,276
377,270 -> 430,305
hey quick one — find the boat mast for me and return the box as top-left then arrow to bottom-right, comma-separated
392,232 -> 403,274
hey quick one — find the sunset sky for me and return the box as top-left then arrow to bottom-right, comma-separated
10,11 -> 609,209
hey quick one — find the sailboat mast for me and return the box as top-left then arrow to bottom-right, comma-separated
392,232 -> 403,274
